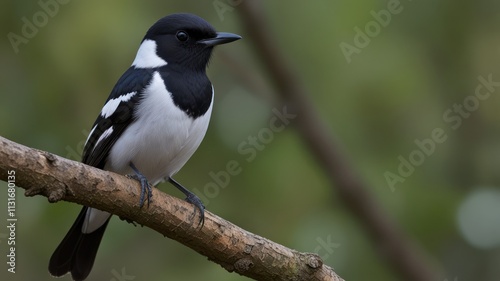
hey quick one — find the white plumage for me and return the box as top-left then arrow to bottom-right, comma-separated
83,71 -> 213,233
100,91 -> 136,119
49,14 -> 241,280
131,39 -> 168,68
107,71 -> 212,181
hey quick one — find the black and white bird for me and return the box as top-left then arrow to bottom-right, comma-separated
48,13 -> 240,281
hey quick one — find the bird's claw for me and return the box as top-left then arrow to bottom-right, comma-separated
129,163 -> 153,208
185,193 -> 205,228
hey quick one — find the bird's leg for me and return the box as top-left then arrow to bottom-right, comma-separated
129,162 -> 153,208
168,177 -> 205,228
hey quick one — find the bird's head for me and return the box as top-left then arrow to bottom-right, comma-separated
131,13 -> 241,71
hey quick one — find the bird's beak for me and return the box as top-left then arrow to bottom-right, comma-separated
198,32 -> 242,47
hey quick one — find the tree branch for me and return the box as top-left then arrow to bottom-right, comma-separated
237,2 -> 440,281
0,136 -> 343,281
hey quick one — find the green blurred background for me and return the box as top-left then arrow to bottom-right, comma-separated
1,0 -> 500,280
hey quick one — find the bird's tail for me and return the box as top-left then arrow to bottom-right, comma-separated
49,206 -> 110,281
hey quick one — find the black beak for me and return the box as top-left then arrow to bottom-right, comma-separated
198,32 -> 242,47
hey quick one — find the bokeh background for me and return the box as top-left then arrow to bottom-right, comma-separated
1,0 -> 500,280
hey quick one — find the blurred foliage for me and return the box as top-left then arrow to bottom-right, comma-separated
1,0 -> 500,280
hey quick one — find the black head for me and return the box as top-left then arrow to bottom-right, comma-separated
132,13 -> 241,71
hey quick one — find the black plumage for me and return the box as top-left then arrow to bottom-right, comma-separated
48,13 -> 240,281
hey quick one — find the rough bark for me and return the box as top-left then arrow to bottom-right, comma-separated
0,136 -> 343,281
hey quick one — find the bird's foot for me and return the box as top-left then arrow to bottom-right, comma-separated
185,192 -> 205,228
168,177 -> 205,228
129,162 -> 153,208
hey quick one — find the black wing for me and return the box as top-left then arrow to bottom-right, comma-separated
82,67 -> 155,168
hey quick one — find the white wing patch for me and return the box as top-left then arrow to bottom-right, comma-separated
100,92 -> 136,119
131,39 -> 168,68
93,126 -> 114,150
84,124 -> 98,147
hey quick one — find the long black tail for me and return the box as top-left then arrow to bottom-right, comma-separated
49,206 -> 110,281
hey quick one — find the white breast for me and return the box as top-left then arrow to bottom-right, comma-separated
106,71 -> 213,185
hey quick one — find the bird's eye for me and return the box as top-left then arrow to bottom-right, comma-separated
176,31 -> 189,42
